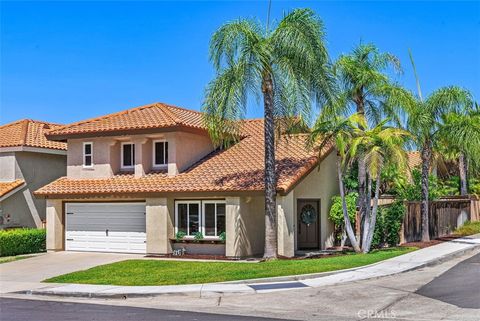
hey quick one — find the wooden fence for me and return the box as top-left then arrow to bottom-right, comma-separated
401,196 -> 479,243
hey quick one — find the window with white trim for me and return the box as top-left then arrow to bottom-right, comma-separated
175,200 -> 226,237
83,142 -> 93,167
121,143 -> 135,169
153,140 -> 168,166
203,201 -> 226,237
176,201 -> 200,236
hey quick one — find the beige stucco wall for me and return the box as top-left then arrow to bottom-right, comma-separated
67,131 -> 214,179
0,153 -> 16,181
146,197 -> 173,255
292,151 -> 338,251
46,199 -> 64,251
173,132 -> 214,173
1,151 -> 66,229
67,137 -> 115,179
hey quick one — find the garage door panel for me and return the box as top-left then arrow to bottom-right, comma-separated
65,203 -> 146,254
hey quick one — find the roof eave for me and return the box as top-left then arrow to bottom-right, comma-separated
46,125 -> 209,141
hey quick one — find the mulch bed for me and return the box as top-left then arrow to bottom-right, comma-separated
400,235 -> 462,249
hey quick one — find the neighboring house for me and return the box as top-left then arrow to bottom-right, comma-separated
0,120 -> 67,229
35,103 -> 338,258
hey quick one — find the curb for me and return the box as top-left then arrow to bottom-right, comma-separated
23,240 -> 480,299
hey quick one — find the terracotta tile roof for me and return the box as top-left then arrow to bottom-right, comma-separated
35,119 -> 334,197
47,103 -> 205,139
0,119 -> 67,151
0,180 -> 25,198
407,151 -> 422,169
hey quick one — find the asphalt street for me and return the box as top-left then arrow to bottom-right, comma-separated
416,251 -> 480,309
0,297 -> 285,321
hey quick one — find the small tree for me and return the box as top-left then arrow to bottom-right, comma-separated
309,114 -> 410,253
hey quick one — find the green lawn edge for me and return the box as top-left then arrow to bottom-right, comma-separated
0,254 -> 35,264
44,247 -> 416,286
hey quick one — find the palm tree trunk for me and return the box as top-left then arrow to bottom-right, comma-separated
357,157 -> 367,242
337,156 -> 361,253
459,153 -> 468,196
356,96 -> 367,244
420,143 -> 431,242
262,74 -> 277,259
362,175 -> 372,249
340,226 -> 347,250
363,172 -> 382,253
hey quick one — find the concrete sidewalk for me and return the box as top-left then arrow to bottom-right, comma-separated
21,235 -> 480,299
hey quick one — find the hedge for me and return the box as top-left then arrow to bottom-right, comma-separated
0,228 -> 46,257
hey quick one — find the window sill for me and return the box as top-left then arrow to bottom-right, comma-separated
82,166 -> 94,170
169,238 -> 225,244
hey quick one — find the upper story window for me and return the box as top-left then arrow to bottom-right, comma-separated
83,142 -> 93,167
153,140 -> 168,167
121,142 -> 135,169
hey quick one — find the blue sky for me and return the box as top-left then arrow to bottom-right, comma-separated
1,1 -> 479,125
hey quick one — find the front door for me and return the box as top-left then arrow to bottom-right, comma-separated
297,199 -> 320,249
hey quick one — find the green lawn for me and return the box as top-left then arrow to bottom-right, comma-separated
455,221 -> 480,236
45,247 -> 416,286
0,255 -> 34,264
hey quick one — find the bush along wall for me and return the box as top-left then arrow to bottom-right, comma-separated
0,228 -> 46,257
372,201 -> 405,248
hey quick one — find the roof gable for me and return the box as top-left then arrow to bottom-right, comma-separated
47,103 -> 205,139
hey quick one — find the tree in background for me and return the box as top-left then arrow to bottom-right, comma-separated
405,52 -> 473,241
203,9 -> 334,259
438,102 -> 480,195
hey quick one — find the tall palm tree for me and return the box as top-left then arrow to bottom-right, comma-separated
405,54 -> 473,241
325,44 -> 410,242
202,9 -> 334,259
309,114 -> 410,253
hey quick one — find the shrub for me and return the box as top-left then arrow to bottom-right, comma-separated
399,169 -> 441,201
372,201 -> 405,248
454,221 -> 480,236
219,231 -> 226,243
175,231 -> 186,242
329,193 -> 357,244
193,232 -> 204,242
0,228 -> 46,257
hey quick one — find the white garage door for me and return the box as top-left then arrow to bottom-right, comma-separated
65,203 -> 146,254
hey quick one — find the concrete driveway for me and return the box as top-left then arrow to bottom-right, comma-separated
0,252 -> 141,294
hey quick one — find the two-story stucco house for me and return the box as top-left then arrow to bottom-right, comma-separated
35,102 -> 339,258
0,119 -> 67,229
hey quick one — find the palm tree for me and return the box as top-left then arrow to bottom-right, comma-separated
309,114 -> 410,253
349,119 -> 410,252
438,104 -> 480,195
202,9 -> 334,259
309,114 -> 362,252
405,53 -> 473,241
325,44 -> 411,242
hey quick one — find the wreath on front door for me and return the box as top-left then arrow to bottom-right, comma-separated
300,204 -> 317,226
